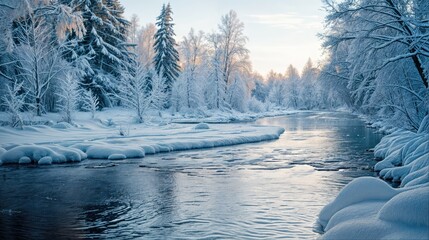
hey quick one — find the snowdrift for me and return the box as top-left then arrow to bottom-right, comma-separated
317,130 -> 429,239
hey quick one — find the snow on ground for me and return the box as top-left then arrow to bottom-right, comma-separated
317,129 -> 429,239
0,108 -> 285,165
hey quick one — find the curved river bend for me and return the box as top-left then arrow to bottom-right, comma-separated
0,111 -> 382,239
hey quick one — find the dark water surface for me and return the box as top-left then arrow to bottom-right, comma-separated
0,111 -> 382,239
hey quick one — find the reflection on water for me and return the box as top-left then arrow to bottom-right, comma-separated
0,111 -> 382,239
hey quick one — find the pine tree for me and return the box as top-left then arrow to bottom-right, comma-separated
64,0 -> 135,108
153,3 -> 180,105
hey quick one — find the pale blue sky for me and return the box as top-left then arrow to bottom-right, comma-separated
121,0 -> 325,76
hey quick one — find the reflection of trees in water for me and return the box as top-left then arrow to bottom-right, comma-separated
148,170 -> 177,237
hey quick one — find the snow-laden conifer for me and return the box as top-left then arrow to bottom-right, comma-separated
153,3 -> 180,104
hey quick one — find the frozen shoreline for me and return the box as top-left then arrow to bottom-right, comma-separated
317,129 -> 429,239
0,108 -> 286,165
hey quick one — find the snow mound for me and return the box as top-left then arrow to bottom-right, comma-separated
375,131 -> 429,187
38,156 -> 53,165
83,145 -> 144,159
19,156 -> 32,164
0,145 -> 87,164
108,153 -> 127,160
194,122 -> 210,130
318,177 -> 398,228
318,178 -> 429,240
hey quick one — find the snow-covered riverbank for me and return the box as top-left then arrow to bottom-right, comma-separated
317,129 -> 429,239
0,108 -> 285,165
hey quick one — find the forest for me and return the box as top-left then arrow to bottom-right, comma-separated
1,0 -> 426,131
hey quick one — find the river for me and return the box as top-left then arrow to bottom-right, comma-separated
0,111 -> 382,239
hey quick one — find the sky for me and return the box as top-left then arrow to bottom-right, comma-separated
121,0 -> 326,77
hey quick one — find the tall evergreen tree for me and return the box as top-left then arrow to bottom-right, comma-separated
153,3 -> 180,103
63,0 -> 135,108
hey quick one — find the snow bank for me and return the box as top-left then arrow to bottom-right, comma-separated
0,145 -> 87,164
318,130 -> 429,239
318,179 -> 429,240
375,132 -> 429,186
0,123 -> 284,164
83,144 -> 144,159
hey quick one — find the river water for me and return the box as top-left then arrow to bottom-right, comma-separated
0,111 -> 382,239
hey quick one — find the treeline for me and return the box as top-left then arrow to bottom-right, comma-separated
0,0 -> 340,129
319,0 -> 429,130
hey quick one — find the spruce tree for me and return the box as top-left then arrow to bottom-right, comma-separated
63,0 -> 135,108
153,3 -> 180,104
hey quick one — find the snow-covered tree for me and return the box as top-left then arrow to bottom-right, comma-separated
322,0 -> 429,129
268,81 -> 287,107
284,65 -> 300,109
206,33 -> 227,109
65,0 -> 134,108
56,74 -> 79,123
300,58 -> 320,109
137,23 -> 156,71
0,1 -> 83,116
117,67 -> 149,123
2,79 -> 25,129
218,10 -> 250,86
81,89 -> 99,119
251,75 -> 268,103
12,7 -> 73,116
153,3 -> 180,103
128,14 -> 140,47
178,28 -> 206,110
149,69 -> 168,111
227,74 -> 248,112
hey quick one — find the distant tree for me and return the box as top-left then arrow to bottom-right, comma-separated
57,74 -> 79,123
178,29 -> 206,110
227,74 -> 248,112
137,23 -> 157,71
218,10 -> 250,86
300,58 -> 320,109
117,67 -> 149,123
252,80 -> 268,102
268,81 -> 287,107
128,14 -> 140,46
153,3 -> 180,104
206,33 -> 227,109
81,89 -> 99,119
206,10 -> 250,110
284,65 -> 300,109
